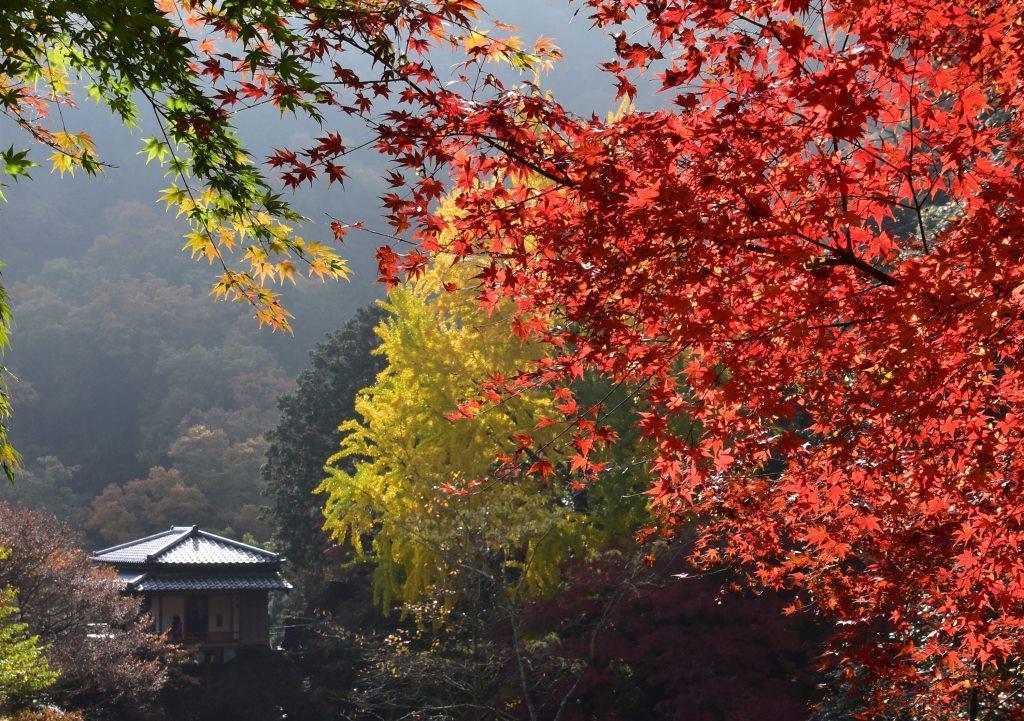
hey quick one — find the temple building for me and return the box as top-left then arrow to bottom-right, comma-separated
91,525 -> 290,661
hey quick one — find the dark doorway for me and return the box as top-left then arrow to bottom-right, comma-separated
185,594 -> 209,642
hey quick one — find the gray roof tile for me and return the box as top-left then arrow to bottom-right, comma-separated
117,570 -> 149,585
92,526 -> 279,566
91,528 -> 191,563
131,573 -> 291,592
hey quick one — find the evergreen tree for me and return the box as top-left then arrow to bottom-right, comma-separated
263,304 -> 385,605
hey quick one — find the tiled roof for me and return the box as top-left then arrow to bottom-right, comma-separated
130,572 -> 291,592
92,527 -> 191,563
117,570 -> 149,586
92,526 -> 280,566
156,533 -> 276,565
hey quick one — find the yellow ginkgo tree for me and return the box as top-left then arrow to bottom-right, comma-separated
319,253 -> 648,620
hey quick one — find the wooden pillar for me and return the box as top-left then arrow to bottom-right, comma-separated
232,593 -> 240,642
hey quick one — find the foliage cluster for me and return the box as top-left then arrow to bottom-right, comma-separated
282,247 -> 817,720
0,504 -> 168,719
332,552 -> 820,721
0,269 -> 18,482
0,548 -> 56,714
320,256 -> 647,616
1,0 -> 349,330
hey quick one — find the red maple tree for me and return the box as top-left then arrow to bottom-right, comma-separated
34,0 -> 1023,715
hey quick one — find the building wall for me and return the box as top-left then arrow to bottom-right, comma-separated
150,591 -> 269,647
157,594 -> 184,634
208,593 -> 233,636
238,591 -> 269,646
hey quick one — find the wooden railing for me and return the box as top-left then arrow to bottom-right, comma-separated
183,630 -> 236,646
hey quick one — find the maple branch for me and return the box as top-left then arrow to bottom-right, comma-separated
795,231 -> 901,287
826,249 -> 900,287
472,133 -> 577,188
905,42 -> 931,254
968,660 -> 982,721
323,214 -> 420,247
0,105 -> 117,170
806,314 -> 887,331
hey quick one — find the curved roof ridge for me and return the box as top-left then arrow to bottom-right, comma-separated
91,527 -> 187,561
